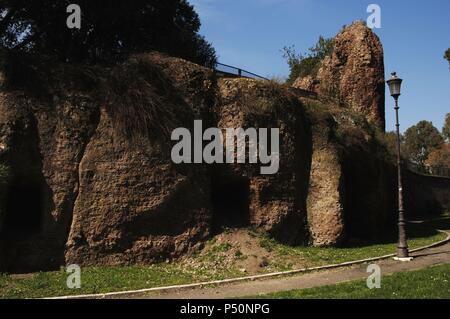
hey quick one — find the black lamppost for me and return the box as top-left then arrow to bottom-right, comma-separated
386,72 -> 412,261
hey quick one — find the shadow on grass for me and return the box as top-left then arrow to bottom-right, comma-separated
421,216 -> 450,232
341,216 -> 449,249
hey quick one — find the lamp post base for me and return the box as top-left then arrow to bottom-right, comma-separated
393,256 -> 414,262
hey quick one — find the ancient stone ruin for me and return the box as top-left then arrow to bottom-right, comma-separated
0,22 -> 448,272
293,21 -> 386,130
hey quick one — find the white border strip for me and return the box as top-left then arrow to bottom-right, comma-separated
45,229 -> 450,299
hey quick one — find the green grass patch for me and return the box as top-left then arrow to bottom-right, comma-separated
0,218 -> 447,299
0,262 -> 242,299
253,263 -> 450,299
258,218 -> 448,270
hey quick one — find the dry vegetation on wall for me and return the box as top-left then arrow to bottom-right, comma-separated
222,78 -> 298,116
0,50 -> 203,147
102,56 -> 192,145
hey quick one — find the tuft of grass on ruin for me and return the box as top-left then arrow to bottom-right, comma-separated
252,263 -> 450,299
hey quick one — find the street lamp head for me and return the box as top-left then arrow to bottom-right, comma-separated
387,72 -> 403,99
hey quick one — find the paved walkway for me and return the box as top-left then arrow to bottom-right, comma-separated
124,239 -> 450,299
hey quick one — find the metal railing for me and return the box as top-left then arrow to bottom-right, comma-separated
213,62 -> 318,99
214,62 -> 269,81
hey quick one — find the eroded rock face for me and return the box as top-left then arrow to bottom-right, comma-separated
294,21 -> 386,130
216,78 -> 312,244
0,91 -> 100,271
305,112 -> 345,246
65,54 -> 215,266
293,75 -> 319,93
0,53 -> 216,271
302,101 -> 395,247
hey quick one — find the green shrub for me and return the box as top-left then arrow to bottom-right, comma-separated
282,36 -> 334,84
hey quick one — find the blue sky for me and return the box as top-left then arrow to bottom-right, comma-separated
189,0 -> 450,132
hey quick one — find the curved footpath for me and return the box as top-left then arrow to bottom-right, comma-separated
141,233 -> 450,299
48,224 -> 450,299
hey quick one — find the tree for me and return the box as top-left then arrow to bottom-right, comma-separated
443,113 -> 450,141
445,48 -> 450,67
403,121 -> 444,167
425,143 -> 450,170
282,36 -> 334,84
0,0 -> 217,67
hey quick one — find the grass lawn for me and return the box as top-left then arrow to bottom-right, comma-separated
257,217 -> 449,270
0,217 -> 448,299
253,263 -> 450,299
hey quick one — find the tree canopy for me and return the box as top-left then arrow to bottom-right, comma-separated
386,114 -> 450,172
0,0 -> 217,67
426,143 -> 450,169
443,113 -> 450,141
403,121 -> 444,167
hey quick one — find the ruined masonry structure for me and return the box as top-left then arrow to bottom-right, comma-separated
293,21 -> 386,130
1,23 -> 447,273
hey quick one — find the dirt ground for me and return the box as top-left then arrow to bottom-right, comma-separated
178,229 -> 312,277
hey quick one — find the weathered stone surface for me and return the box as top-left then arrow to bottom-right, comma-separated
292,75 -> 319,93
0,53 -> 215,271
0,90 -> 99,271
216,78 -> 311,244
333,111 -> 396,240
294,21 -> 386,130
305,111 -> 345,246
302,102 -> 396,246
65,53 -> 215,266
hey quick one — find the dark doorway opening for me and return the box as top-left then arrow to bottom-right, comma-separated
1,178 -> 43,238
211,176 -> 250,232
